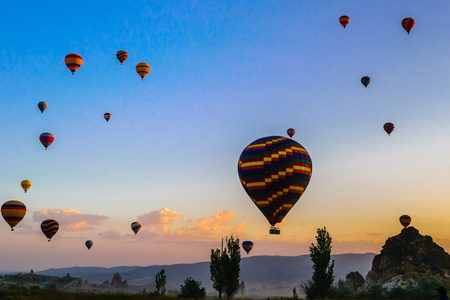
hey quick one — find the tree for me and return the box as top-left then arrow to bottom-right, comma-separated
179,277 -> 206,299
239,281 -> 245,297
210,235 -> 241,299
301,227 -> 335,299
155,269 -> 166,295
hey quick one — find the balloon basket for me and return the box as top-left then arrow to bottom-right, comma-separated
269,227 -> 280,235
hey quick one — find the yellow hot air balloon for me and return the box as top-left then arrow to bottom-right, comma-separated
136,62 -> 150,80
1,200 -> 26,231
21,180 -> 32,193
65,53 -> 83,75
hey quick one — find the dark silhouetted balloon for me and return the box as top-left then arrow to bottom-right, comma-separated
242,241 -> 254,255
402,18 -> 415,34
384,123 -> 394,136
41,219 -> 59,242
287,128 -> 295,138
85,240 -> 93,250
116,50 -> 128,65
361,76 -> 371,88
399,215 -> 411,228
1,200 -> 26,231
65,53 -> 83,75
38,101 -> 47,113
104,113 -> 111,122
131,222 -> 141,235
339,15 -> 350,28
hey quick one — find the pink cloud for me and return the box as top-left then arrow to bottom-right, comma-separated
137,208 -> 183,234
98,228 -> 123,240
33,208 -> 109,232
366,230 -> 382,236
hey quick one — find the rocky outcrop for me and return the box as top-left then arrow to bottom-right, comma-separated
344,271 -> 364,292
371,227 -> 450,282
111,272 -> 127,287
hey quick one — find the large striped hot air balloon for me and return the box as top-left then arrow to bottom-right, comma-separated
65,53 -> 83,75
383,123 -> 395,136
136,62 -> 150,80
104,113 -> 111,122
238,136 -> 312,234
131,222 -> 141,235
242,241 -> 254,255
1,200 -> 26,231
287,128 -> 295,138
40,132 -> 54,150
41,219 -> 59,242
361,76 -> 371,88
38,101 -> 47,113
339,15 -> 350,28
402,18 -> 415,34
399,215 -> 411,228
85,240 -> 93,250
116,50 -> 128,65
21,180 -> 32,193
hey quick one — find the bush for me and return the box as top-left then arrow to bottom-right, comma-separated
367,284 -> 383,300
385,286 -> 411,299
413,276 -> 442,300
328,285 -> 353,299
179,277 -> 206,299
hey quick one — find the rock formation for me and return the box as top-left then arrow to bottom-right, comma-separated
111,272 -> 123,286
344,271 -> 364,292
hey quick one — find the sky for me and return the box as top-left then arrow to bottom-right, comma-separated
0,1 -> 449,272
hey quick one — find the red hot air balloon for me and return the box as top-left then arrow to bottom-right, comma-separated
383,123 -> 394,136
104,113 -> 111,122
339,15 -> 350,28
287,128 -> 295,138
39,132 -> 54,150
402,18 -> 415,34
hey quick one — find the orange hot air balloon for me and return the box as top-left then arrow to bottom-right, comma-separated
65,53 -> 83,75
1,200 -> 26,231
136,62 -> 150,80
399,215 -> 411,228
339,15 -> 350,28
116,50 -> 128,65
104,113 -> 111,122
383,123 -> 394,136
287,128 -> 295,138
402,18 -> 415,34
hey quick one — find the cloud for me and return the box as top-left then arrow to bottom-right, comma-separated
387,219 -> 393,224
137,208 -> 183,234
366,230 -> 382,236
33,208 -> 109,232
98,228 -> 123,240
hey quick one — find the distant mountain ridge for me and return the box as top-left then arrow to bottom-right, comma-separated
36,253 -> 375,296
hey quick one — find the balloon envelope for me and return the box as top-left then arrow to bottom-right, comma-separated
65,53 -> 83,75
40,132 -> 54,149
238,136 -> 312,228
21,180 -> 32,193
402,18 -> 415,34
287,128 -> 295,138
104,113 -> 111,122
85,240 -> 93,250
361,76 -> 371,88
1,200 -> 26,231
38,101 -> 47,113
131,222 -> 141,235
116,50 -> 128,65
41,219 -> 59,241
384,123 -> 394,135
136,62 -> 150,80
242,241 -> 254,255
399,215 -> 411,228
339,15 -> 350,28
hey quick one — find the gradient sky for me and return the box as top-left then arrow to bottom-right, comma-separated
1,1 -> 449,272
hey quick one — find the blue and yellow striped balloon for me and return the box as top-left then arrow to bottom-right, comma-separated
1,200 -> 26,231
41,219 -> 59,241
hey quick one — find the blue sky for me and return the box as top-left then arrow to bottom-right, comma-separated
0,1 -> 449,271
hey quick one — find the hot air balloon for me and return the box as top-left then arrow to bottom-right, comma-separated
41,219 -> 59,242
399,215 -> 411,228
104,113 -> 111,122
242,241 -> 254,255
131,222 -> 141,235
361,76 -> 371,88
1,200 -> 26,231
238,136 -> 312,234
38,101 -> 47,113
116,50 -> 128,65
65,53 -> 83,75
339,15 -> 350,28
402,18 -> 415,34
40,132 -> 54,150
383,123 -> 394,136
21,180 -> 32,193
287,128 -> 295,138
136,62 -> 150,80
85,240 -> 93,250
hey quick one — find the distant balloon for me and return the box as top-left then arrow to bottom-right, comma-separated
1,200 -> 26,231
116,50 -> 128,65
136,62 -> 150,80
242,241 -> 254,255
131,222 -> 141,235
287,128 -> 296,138
402,18 -> 415,34
383,123 -> 395,136
238,136 -> 312,234
399,215 -> 411,228
65,53 -> 83,75
40,132 -> 54,150
361,76 -> 371,88
104,113 -> 111,122
85,240 -> 93,250
38,101 -> 48,114
41,219 -> 59,242
21,180 -> 32,193
339,15 -> 350,28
